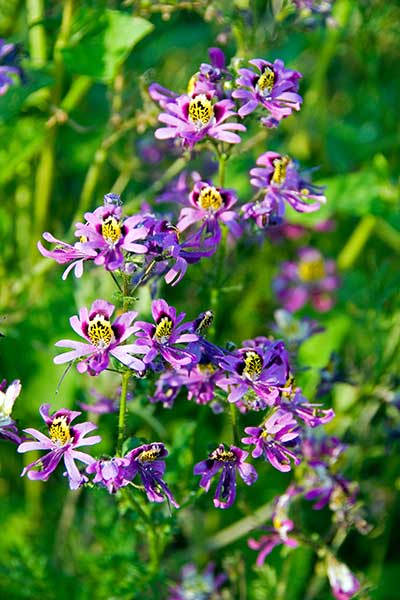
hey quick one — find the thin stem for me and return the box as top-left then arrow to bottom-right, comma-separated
26,0 -> 47,66
337,215 -> 376,271
218,152 -> 226,188
229,403 -> 240,446
116,370 -> 130,456
110,271 -> 123,293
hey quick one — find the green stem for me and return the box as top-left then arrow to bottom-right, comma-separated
218,152 -> 226,188
26,0 -> 47,66
116,370 -> 130,456
337,215 -> 376,271
229,403 -> 239,445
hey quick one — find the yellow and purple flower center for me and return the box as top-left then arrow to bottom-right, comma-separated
197,186 -> 223,212
188,94 -> 214,128
298,257 -> 326,282
210,447 -> 235,462
242,351 -> 263,380
49,415 -> 71,445
79,235 -> 88,243
197,362 -> 217,375
155,316 -> 173,343
271,156 -> 290,185
101,216 -> 121,245
257,66 -> 275,95
88,314 -> 114,349
281,375 -> 295,400
138,446 -> 161,462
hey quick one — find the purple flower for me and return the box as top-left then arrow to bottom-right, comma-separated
38,232 -> 98,279
75,198 -> 148,271
187,47 -> 231,100
194,444 -> 257,509
169,563 -> 226,600
272,309 -> 324,347
124,442 -> 179,507
17,404 -> 101,489
0,379 -> 22,444
150,369 -> 185,408
134,299 -> 198,369
273,247 -> 339,312
177,180 -> 242,248
54,299 -> 145,376
0,39 -> 24,95
242,409 -> 301,472
79,387 -> 132,414
327,556 -> 360,600
281,384 -> 335,428
233,59 -> 302,127
155,94 -> 245,149
87,456 -> 131,494
218,340 -> 290,407
243,152 -> 326,226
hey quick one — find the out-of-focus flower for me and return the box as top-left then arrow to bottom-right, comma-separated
243,152 -> 326,227
87,456 -> 131,494
75,198 -> 148,271
54,299 -> 145,376
0,39 -> 24,95
78,387 -> 133,414
169,562 -> 226,600
194,443 -> 257,509
326,555 -> 360,600
38,232 -> 98,280
242,409 -> 301,472
0,379 -> 22,444
233,59 -> 302,127
272,309 -> 324,347
134,299 -> 198,369
18,404 -> 101,489
273,247 -> 339,312
177,180 -> 242,248
124,442 -> 179,507
218,340 -> 290,407
154,94 -> 245,149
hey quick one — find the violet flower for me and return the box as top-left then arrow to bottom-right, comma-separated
0,39 -> 24,95
242,409 -> 301,472
327,556 -> 360,600
75,198 -> 148,271
150,369 -> 185,408
154,94 -> 245,149
38,232 -> 98,279
133,299 -> 198,369
169,563 -> 226,600
54,299 -> 145,376
281,384 -> 335,428
0,379 -> 22,444
18,404 -> 101,489
248,519 -> 298,566
233,59 -> 302,127
188,47 -> 231,100
86,456 -> 131,494
177,180 -> 242,248
273,247 -> 339,312
243,151 -> 326,226
124,442 -> 179,507
194,444 -> 257,509
217,340 -> 290,407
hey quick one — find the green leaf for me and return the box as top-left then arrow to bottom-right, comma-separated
61,9 -> 154,83
0,69 -> 52,124
0,117 -> 46,186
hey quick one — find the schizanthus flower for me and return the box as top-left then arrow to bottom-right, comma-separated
177,180 -> 242,248
327,555 -> 360,600
54,299 -> 145,376
154,93 -> 245,149
169,563 -> 226,600
18,404 -> 101,489
86,456 -> 131,494
0,39 -> 24,95
233,59 -> 302,127
194,444 -> 257,509
134,299 -> 198,369
38,232 -> 98,280
243,151 -> 326,226
0,379 -> 22,444
242,409 -> 301,472
273,247 -> 339,312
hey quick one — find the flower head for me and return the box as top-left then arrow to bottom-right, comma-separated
38,232 -> 98,279
242,409 -> 301,472
155,94 -> 245,149
327,556 -> 360,600
169,563 -> 226,600
194,443 -> 257,509
274,247 -> 339,312
124,442 -> 179,507
233,59 -> 302,127
0,379 -> 22,444
134,299 -> 198,369
87,456 -> 131,494
18,404 -> 101,489
54,299 -> 145,376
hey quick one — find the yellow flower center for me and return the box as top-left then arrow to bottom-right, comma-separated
281,375 -> 295,400
197,186 -> 223,211
298,257 -> 326,282
188,95 -> 214,127
155,316 -> 173,343
210,447 -> 235,462
88,314 -> 114,349
49,416 -> 71,445
79,235 -> 88,243
138,446 -> 161,462
101,216 -> 121,245
271,156 -> 290,185
197,363 -> 217,375
257,66 -> 275,94
242,351 -> 263,380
